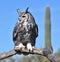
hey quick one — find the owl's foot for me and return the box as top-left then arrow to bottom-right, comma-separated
27,43 -> 33,52
15,43 -> 25,50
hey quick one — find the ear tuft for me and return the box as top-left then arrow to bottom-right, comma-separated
25,7 -> 29,13
17,8 -> 22,16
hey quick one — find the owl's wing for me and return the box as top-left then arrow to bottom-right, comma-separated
13,22 -> 20,41
33,24 -> 38,38
35,24 -> 38,37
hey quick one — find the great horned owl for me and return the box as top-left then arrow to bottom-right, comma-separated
13,8 -> 38,51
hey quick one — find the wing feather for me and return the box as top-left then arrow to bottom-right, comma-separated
35,24 -> 38,37
13,22 -> 20,41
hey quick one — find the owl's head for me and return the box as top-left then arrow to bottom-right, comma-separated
17,8 -> 35,22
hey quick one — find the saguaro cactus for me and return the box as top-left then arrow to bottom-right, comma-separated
45,6 -> 52,50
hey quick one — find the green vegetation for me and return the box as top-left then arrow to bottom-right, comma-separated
45,6 -> 52,50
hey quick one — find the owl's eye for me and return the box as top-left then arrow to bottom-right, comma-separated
22,16 -> 26,18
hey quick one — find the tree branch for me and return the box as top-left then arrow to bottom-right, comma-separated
0,48 -> 43,60
47,54 -> 60,62
0,49 -> 16,60
0,48 -> 60,62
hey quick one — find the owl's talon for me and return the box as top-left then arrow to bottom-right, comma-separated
15,43 -> 25,50
14,46 -> 20,50
27,43 -> 33,52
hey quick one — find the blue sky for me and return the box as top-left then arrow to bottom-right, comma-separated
0,0 -> 60,54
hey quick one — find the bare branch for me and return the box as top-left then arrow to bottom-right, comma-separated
0,48 -> 43,60
0,49 -> 16,60
47,54 -> 60,62
0,48 -> 60,62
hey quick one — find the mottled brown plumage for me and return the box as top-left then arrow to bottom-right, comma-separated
13,8 -> 38,51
